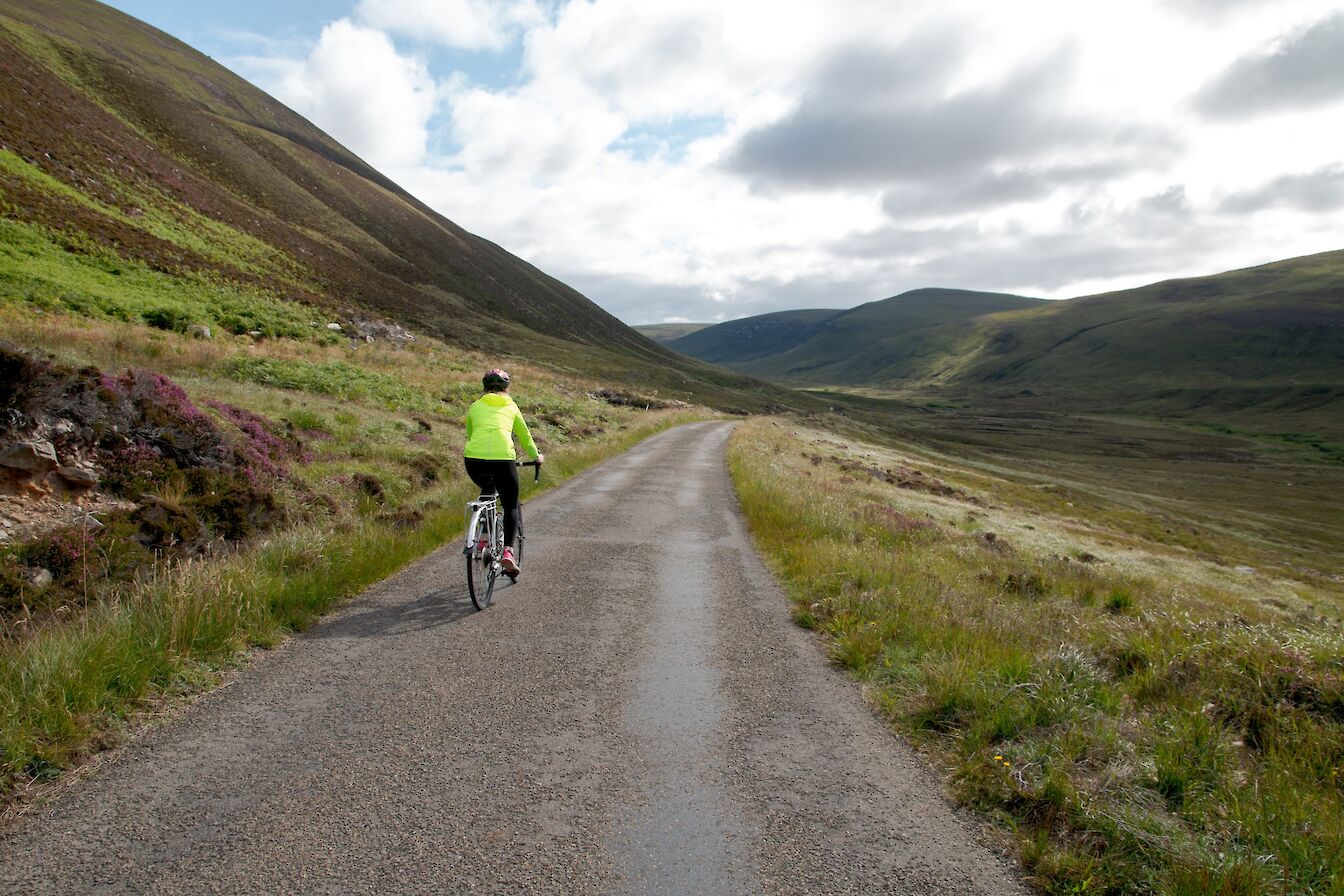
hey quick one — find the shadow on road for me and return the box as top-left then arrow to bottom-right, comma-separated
309,582 -> 485,640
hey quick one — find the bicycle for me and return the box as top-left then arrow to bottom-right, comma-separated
463,460 -> 541,610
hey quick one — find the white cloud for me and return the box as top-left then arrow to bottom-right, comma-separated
269,19 -> 438,170
355,0 -> 544,50
229,0 -> 1344,323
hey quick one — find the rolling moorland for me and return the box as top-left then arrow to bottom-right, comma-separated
686,255 -> 1344,891
668,251 -> 1344,425
3,0 -> 1344,893
667,288 -> 1047,382
728,418 -> 1344,895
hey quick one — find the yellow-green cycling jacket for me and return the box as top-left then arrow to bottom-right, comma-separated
463,393 -> 539,461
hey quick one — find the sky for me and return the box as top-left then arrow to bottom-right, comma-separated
104,0 -> 1344,324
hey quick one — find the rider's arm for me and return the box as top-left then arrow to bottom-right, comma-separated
513,409 -> 540,461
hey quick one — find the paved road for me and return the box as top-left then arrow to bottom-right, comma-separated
0,422 -> 1027,895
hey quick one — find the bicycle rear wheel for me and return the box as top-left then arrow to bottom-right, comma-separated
466,515 -> 497,610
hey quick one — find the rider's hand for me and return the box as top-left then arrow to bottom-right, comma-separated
536,453 -> 545,465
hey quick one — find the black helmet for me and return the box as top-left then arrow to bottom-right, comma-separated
482,368 -> 511,391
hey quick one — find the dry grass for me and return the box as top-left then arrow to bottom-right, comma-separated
729,419 -> 1344,895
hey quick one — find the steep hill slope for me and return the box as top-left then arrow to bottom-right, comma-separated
0,0 -> 783,409
669,290 -> 1043,380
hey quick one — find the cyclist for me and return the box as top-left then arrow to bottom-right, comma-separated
464,368 -> 542,575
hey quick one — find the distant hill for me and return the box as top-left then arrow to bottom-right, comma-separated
669,290 -> 1044,381
667,252 -> 1344,422
939,250 -> 1344,417
667,309 -> 840,364
633,323 -> 711,344
0,0 -> 792,411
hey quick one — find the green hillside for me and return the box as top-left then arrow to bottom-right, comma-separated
0,0 -> 788,411
632,322 -> 711,343
666,309 -> 839,363
937,250 -> 1344,418
667,252 -> 1344,426
669,289 -> 1043,380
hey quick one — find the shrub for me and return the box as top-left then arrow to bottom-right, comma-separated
100,443 -> 172,498
141,306 -> 193,333
131,497 -> 208,550
16,527 -> 95,581
114,368 -> 222,468
352,473 -> 384,501
0,563 -> 33,616
182,467 -> 284,540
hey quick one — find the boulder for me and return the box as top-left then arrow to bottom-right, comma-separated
57,465 -> 99,488
25,568 -> 53,589
188,324 -> 212,340
0,440 -> 58,474
325,322 -> 343,332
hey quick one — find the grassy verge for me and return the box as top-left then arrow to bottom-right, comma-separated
0,288 -> 709,801
728,419 -> 1344,895
0,407 -> 699,800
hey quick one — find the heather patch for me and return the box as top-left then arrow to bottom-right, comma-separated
0,346 -> 299,628
205,400 -> 310,482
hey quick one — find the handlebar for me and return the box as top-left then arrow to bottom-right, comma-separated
517,459 -> 542,482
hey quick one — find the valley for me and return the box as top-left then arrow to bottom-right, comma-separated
816,392 -> 1344,582
1,0 -> 1342,893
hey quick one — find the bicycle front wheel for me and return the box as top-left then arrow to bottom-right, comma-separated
466,517 -> 497,610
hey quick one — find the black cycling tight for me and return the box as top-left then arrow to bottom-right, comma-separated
463,457 -> 520,548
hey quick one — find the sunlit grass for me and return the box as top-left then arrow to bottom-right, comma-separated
729,419 -> 1344,895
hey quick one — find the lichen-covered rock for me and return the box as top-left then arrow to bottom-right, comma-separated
0,440 -> 58,473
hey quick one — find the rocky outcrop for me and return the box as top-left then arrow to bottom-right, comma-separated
0,436 -> 101,499
346,316 -> 415,346
0,440 -> 57,474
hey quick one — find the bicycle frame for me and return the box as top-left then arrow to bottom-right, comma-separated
464,493 -> 502,566
462,460 -> 538,609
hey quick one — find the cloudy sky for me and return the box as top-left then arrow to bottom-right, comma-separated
108,0 -> 1344,323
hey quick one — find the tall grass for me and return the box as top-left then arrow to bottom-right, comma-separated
728,420 -> 1344,895
0,411 -> 701,799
